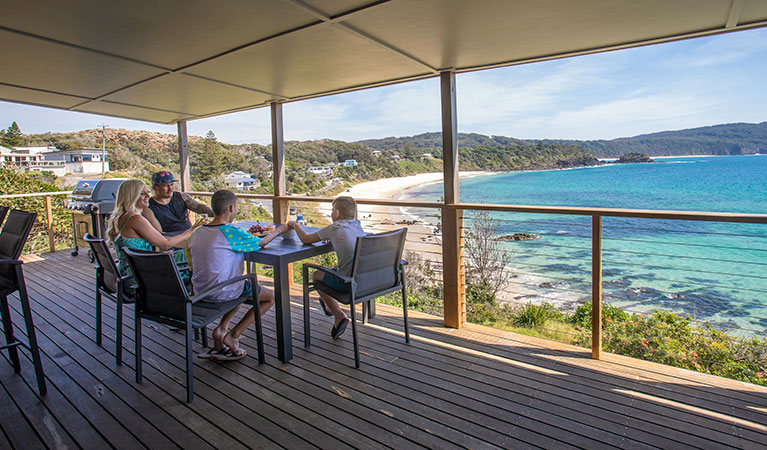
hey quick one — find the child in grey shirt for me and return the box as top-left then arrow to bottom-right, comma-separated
289,196 -> 364,339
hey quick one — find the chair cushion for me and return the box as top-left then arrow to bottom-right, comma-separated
313,279 -> 352,304
191,297 -> 246,328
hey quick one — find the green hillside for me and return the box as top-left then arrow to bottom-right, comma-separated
359,122 -> 767,158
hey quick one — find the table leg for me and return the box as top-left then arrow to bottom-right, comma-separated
274,261 -> 293,362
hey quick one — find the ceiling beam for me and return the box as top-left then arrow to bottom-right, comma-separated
726,0 -> 746,28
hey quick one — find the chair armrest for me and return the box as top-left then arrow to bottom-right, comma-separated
0,258 -> 22,266
302,263 -> 352,283
188,273 -> 257,303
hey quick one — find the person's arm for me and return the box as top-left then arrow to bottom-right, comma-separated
260,224 -> 289,247
140,205 -> 163,232
129,215 -> 203,250
288,221 -> 320,244
180,192 -> 214,216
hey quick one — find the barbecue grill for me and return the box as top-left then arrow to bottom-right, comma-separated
65,178 -> 126,260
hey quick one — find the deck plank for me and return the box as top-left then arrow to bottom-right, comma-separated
0,250 -> 763,450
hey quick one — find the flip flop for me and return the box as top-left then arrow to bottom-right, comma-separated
331,317 -> 349,339
197,347 -> 229,359
212,347 -> 247,361
318,298 -> 333,316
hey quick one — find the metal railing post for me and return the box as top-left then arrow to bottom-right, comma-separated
45,195 -> 55,253
591,214 -> 603,359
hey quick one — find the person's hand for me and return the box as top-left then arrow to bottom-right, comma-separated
287,221 -> 297,229
190,218 -> 205,230
276,224 -> 289,233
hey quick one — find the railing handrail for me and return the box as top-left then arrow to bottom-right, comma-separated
0,191 -> 71,199
193,191 -> 767,225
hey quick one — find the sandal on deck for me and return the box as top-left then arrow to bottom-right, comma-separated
212,347 -> 247,361
197,347 -> 230,359
331,318 -> 349,340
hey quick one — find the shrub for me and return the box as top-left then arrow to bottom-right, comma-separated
569,301 -> 630,329
510,302 -> 561,328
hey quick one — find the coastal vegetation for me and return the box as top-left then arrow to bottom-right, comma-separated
615,152 -> 653,163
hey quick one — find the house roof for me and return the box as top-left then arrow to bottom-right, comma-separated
1,1 -> 765,125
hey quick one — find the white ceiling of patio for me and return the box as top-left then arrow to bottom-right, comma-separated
0,0 -> 765,124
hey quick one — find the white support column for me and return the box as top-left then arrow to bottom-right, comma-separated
271,102 -> 288,224
177,121 -> 191,191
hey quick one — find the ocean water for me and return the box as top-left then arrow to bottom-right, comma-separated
401,155 -> 767,336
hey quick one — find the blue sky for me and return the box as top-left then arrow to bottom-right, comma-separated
1,28 -> 765,145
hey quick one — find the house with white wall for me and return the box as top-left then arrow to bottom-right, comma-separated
42,148 -> 109,174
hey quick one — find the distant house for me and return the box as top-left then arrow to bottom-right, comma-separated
308,166 -> 333,177
1,146 -> 67,175
371,150 -> 382,157
42,148 -> 109,174
421,153 -> 433,158
390,153 -> 402,160
343,159 -> 358,166
225,170 -> 252,179
224,171 -> 257,190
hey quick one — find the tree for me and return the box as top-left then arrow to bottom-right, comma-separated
464,210 -> 511,298
2,122 -> 24,147
193,130 -> 225,181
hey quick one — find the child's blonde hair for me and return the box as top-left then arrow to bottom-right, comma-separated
107,179 -> 145,240
332,196 -> 357,220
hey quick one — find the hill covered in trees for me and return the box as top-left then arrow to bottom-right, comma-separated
359,122 -> 767,158
19,128 -> 599,193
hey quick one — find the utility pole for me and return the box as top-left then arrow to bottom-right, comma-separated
98,124 -> 108,175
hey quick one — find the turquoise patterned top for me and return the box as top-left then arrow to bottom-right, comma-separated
218,224 -> 261,252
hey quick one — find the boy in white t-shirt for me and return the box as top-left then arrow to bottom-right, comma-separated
190,190 -> 287,361
289,196 -> 365,339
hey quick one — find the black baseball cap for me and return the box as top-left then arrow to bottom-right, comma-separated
151,171 -> 178,185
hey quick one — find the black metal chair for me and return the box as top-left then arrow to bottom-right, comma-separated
83,233 -> 137,365
0,209 -> 46,395
84,234 -> 208,365
302,228 -> 410,368
123,247 -> 264,403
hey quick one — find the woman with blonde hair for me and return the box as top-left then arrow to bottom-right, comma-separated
108,179 -> 202,276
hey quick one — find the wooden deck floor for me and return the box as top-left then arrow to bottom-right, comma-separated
2,250 -> 766,449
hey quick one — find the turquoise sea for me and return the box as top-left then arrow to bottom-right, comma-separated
400,155 -> 767,336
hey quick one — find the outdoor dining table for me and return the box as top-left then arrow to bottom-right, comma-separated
233,221 -> 332,363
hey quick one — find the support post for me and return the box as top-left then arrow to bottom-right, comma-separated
271,102 -> 288,224
177,121 -> 191,192
270,102 -> 294,283
440,71 -> 465,328
592,214 -> 603,359
45,195 -> 55,252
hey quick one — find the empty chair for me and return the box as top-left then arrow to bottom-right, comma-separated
302,228 -> 409,368
123,248 -> 264,403
0,209 -> 45,395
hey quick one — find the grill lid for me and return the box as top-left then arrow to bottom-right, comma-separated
70,178 -> 127,202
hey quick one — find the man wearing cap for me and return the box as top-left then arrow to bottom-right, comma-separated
144,171 -> 214,234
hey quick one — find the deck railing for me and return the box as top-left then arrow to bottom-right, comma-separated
0,191 -> 71,253
8,189 -> 767,361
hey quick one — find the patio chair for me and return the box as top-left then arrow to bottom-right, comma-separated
0,205 -> 9,225
302,228 -> 409,368
123,248 -> 264,403
0,209 -> 46,395
84,234 -> 207,366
